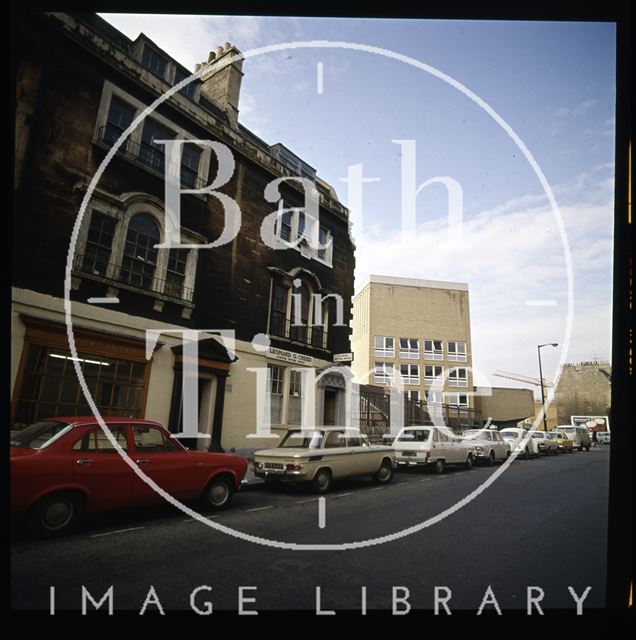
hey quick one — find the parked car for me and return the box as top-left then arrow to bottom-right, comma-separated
10,417 -> 248,536
529,431 -> 558,455
461,429 -> 511,465
553,425 -> 592,451
547,431 -> 573,453
391,426 -> 475,473
253,427 -> 395,493
500,428 -> 540,459
597,431 -> 611,444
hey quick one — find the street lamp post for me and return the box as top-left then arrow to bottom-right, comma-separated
537,343 -> 558,431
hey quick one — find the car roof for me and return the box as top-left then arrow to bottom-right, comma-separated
43,417 -> 163,428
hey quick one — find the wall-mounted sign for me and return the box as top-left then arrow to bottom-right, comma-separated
268,346 -> 314,366
571,415 -> 610,431
333,353 -> 353,363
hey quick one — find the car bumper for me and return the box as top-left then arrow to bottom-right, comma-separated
254,469 -> 306,480
396,458 -> 431,467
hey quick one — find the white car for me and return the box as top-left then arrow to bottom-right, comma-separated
392,426 -> 475,474
500,428 -> 540,459
461,429 -> 511,465
597,431 -> 611,444
529,431 -> 558,455
253,428 -> 395,493
553,425 -> 592,452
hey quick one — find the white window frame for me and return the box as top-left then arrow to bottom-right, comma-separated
374,336 -> 394,358
424,339 -> 444,361
75,195 -> 204,305
94,81 -> 212,191
274,208 -> 333,267
374,362 -> 395,384
448,367 -> 468,388
399,363 -> 420,385
406,390 -> 420,402
444,393 -> 469,407
448,341 -> 467,362
399,338 -> 419,359
424,390 -> 443,405
424,365 -> 443,383
267,364 -> 285,425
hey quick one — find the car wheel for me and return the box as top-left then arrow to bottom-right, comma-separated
373,459 -> 394,484
30,492 -> 82,537
312,468 -> 332,494
201,476 -> 234,511
464,454 -> 473,470
487,451 -> 495,466
433,459 -> 444,474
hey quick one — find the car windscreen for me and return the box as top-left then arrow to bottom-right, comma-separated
531,433 -> 545,439
278,431 -> 324,449
501,431 -> 518,439
398,430 -> 430,442
9,421 -> 71,449
557,428 -> 575,433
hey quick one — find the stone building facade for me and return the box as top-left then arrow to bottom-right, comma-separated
12,12 -> 355,451
554,361 -> 612,426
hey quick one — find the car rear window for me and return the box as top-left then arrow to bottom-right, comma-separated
398,430 -> 430,442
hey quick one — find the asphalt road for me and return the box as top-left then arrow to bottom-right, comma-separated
11,446 -> 610,614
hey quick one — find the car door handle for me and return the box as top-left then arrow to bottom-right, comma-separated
136,459 -> 151,465
75,459 -> 93,465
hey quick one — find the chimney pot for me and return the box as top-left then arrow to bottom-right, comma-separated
224,42 -> 231,51
208,51 -> 216,63
216,46 -> 224,56
194,63 -> 202,72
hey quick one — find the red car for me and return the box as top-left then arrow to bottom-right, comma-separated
10,417 -> 248,536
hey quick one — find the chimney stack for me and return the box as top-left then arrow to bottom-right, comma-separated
199,43 -> 244,128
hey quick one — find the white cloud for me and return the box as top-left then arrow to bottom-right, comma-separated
353,183 -> 614,387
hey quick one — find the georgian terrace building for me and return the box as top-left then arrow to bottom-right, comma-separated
12,12 -> 355,451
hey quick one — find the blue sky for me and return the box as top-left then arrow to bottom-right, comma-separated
100,14 -> 616,395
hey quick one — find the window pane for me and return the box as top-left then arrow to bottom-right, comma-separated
139,120 -> 174,173
104,97 -> 135,147
141,46 -> 168,77
133,426 -> 166,452
121,214 -> 160,289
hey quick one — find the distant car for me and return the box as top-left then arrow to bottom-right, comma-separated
500,428 -> 540,459
529,431 -> 558,455
461,429 -> 511,465
597,431 -> 611,444
392,426 -> 475,473
253,427 -> 395,493
547,431 -> 573,453
10,418 -> 248,536
553,425 -> 592,451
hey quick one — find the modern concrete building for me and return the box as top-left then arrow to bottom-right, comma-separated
473,387 -> 535,430
351,275 -> 474,408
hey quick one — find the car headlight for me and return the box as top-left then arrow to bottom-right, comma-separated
254,461 -> 262,469
474,445 -> 484,452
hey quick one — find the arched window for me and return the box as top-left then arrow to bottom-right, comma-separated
121,214 -> 160,289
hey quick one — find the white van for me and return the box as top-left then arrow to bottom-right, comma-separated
391,426 -> 475,474
553,425 -> 592,451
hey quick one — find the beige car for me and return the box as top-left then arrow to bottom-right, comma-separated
253,428 -> 395,493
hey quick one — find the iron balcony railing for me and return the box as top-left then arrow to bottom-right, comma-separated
269,315 -> 328,350
98,124 -> 207,190
73,254 -> 194,304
